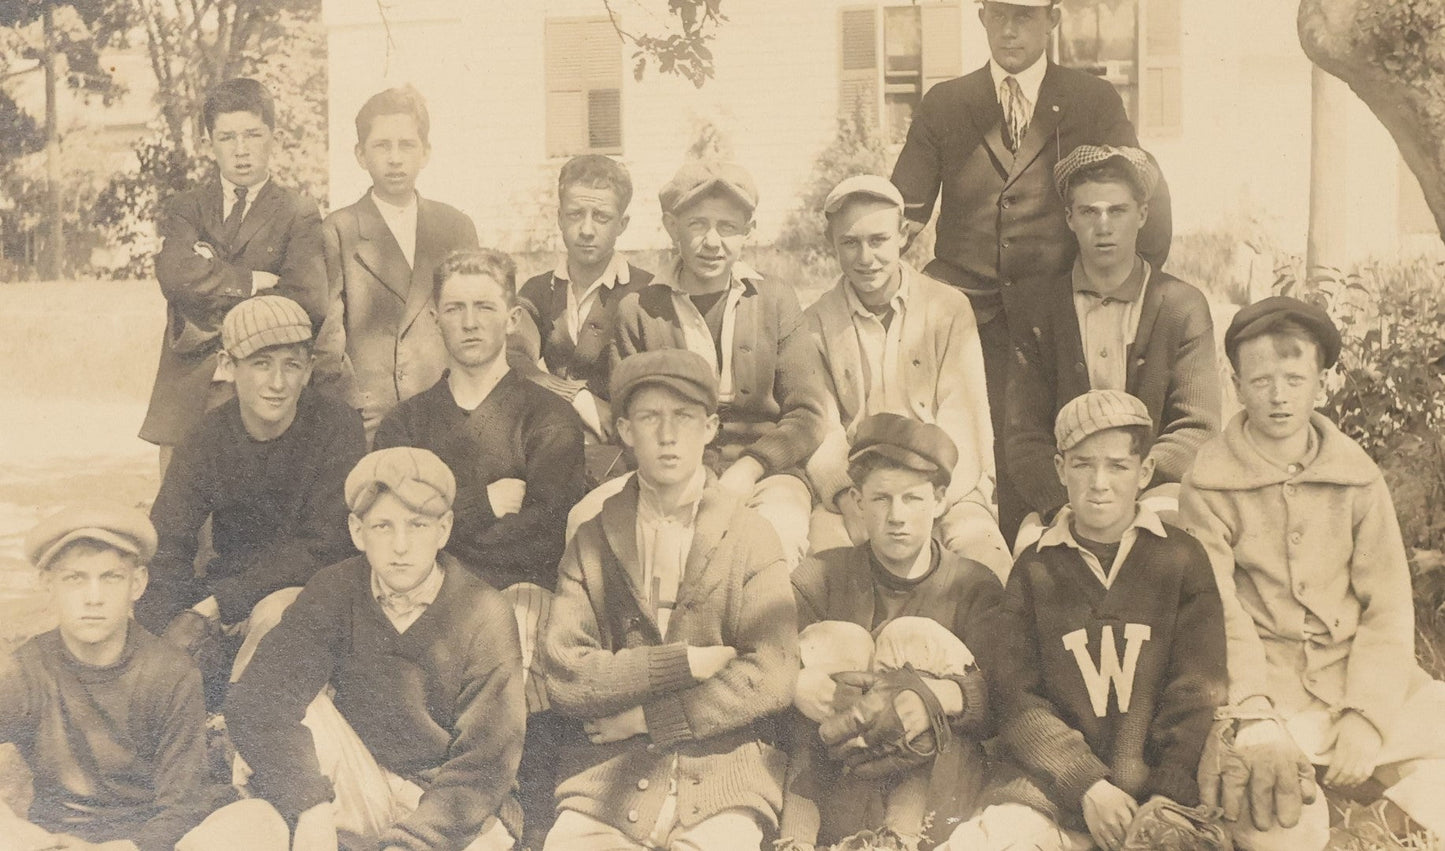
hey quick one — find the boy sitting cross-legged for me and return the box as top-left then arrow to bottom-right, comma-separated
1182,297 -> 1445,849
946,390 -> 1227,851
539,349 -> 800,851
226,447 -> 525,851
1,504 -> 288,851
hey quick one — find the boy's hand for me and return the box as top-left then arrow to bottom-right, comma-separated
717,458 -> 764,498
1322,710 -> 1382,789
191,241 -> 216,260
584,706 -> 647,744
487,478 -> 527,517
687,645 -> 737,679
1199,714 -> 1317,831
794,666 -> 840,722
1082,779 -> 1139,851
292,803 -> 339,851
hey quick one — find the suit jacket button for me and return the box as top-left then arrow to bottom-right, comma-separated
637,778 -> 650,790
627,809 -> 639,822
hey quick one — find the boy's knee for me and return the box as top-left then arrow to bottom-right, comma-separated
178,798 -> 290,851
943,804 -> 1082,851
248,586 -> 304,634
750,475 -> 812,567
873,616 -> 973,676
1230,796 -> 1330,851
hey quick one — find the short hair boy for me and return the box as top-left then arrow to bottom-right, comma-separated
947,390 -> 1226,850
1006,146 -> 1219,550
607,160 -> 827,567
0,504 -> 289,851
1181,297 -> 1445,848
227,447 -> 525,851
803,175 -> 1011,579
785,414 -> 1004,849
142,77 -> 329,467
140,295 -> 366,706
319,84 -> 480,440
540,349 -> 800,850
512,155 -> 655,446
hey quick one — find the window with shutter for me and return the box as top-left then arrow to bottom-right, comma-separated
843,3 -> 962,144
545,17 -> 623,157
840,7 -> 880,126
1057,0 -> 1140,122
1140,0 -> 1182,135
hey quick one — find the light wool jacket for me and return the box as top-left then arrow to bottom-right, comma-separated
1179,412 -> 1417,734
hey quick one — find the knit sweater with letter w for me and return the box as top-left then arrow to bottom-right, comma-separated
987,522 -> 1227,829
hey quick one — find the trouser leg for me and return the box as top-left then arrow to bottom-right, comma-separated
175,798 -> 291,851
748,474 -> 812,571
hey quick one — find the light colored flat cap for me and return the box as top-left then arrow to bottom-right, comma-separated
26,503 -> 158,570
345,447 -> 457,517
1054,390 -> 1153,452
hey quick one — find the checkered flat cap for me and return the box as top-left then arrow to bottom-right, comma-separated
345,447 -> 456,517
1053,144 -> 1160,201
222,295 -> 312,359
1054,390 -> 1153,452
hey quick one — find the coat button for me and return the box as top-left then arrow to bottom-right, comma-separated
739,345 -> 751,353
637,778 -> 650,790
738,387 -> 751,395
627,809 -> 639,822
1002,279 -> 1013,288
1289,531 -> 1302,545
1002,239 -> 1012,248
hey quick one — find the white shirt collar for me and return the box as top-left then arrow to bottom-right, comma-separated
842,265 -> 911,319
221,175 -> 268,213
637,467 -> 707,525
371,189 -> 418,216
989,52 -> 1049,108
653,257 -> 763,292
551,251 -> 632,289
1037,504 -> 1167,587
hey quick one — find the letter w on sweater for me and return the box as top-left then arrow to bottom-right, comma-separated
1062,624 -> 1152,716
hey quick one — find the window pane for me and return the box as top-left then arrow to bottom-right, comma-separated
1057,0 -> 1138,121
883,6 -> 921,74
588,89 -> 622,150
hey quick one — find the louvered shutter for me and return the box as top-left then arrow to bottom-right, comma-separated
840,7 -> 879,124
546,18 -> 623,157
1140,0 -> 1182,135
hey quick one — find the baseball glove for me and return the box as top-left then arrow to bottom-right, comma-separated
1121,797 -> 1232,851
817,665 -> 951,780
162,610 -> 226,676
1197,713 -> 1318,830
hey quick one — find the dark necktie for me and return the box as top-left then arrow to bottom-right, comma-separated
221,185 -> 248,249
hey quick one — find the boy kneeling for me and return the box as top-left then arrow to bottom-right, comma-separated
947,390 -> 1227,850
227,448 -> 524,851
3,504 -> 287,851
540,349 -> 799,850
785,414 -> 1003,850
1182,297 -> 1445,849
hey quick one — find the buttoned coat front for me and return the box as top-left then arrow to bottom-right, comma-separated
316,192 -> 479,434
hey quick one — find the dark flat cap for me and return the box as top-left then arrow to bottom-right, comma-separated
345,447 -> 456,517
658,160 -> 758,214
1225,296 -> 1341,368
26,503 -> 158,570
611,349 -> 719,418
849,413 -> 959,485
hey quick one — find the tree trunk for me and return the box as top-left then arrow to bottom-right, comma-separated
42,4 -> 64,281
1299,0 -> 1445,242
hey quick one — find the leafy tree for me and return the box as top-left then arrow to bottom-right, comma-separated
602,0 -> 725,87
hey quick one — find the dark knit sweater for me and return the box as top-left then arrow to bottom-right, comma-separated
373,369 -> 587,591
514,263 -> 654,400
0,627 -> 225,851
226,554 -> 526,850
987,524 -> 1227,828
1004,266 -> 1220,515
141,388 -> 366,629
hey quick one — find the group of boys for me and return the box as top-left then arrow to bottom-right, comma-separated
6,2 -> 1444,850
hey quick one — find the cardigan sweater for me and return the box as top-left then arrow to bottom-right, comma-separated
539,475 -> 800,840
373,369 -> 587,591
514,262 -> 655,401
141,388 -> 366,629
611,267 -> 827,477
1179,413 -> 1419,734
1005,264 -> 1220,515
0,627 -> 225,851
987,518 -> 1226,828
226,554 -> 526,851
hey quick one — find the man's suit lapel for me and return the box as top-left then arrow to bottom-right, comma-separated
1127,268 -> 1164,388
814,285 -> 867,423
1007,63 -> 1067,186
232,180 -> 280,253
401,197 -> 442,335
353,193 -> 411,305
200,181 -> 225,243
962,66 -> 1015,172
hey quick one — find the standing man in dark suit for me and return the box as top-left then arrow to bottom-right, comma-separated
318,85 -> 480,442
891,0 -> 1172,541
141,78 -> 328,473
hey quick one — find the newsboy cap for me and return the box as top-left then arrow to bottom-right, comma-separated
659,160 -> 758,215
822,175 -> 905,216
26,503 -> 158,571
1054,390 -> 1153,453
345,447 -> 456,517
1053,144 -> 1160,202
1224,295 -> 1342,369
849,413 -> 959,485
611,349 -> 719,418
222,294 -> 312,359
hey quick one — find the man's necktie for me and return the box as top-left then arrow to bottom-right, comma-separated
220,185 -> 248,249
1001,76 -> 1030,154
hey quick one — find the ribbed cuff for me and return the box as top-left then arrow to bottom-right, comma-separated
643,694 -> 692,748
1056,757 -> 1112,812
273,772 -> 335,820
647,643 -> 695,694
951,672 -> 990,735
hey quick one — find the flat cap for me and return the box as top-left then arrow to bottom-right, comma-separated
1224,295 -> 1342,368
611,349 -> 719,418
345,447 -> 456,517
822,175 -> 905,216
1053,144 -> 1160,202
222,294 -> 312,360
659,160 -> 758,214
26,503 -> 157,570
1055,390 -> 1153,453
849,413 -> 959,485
